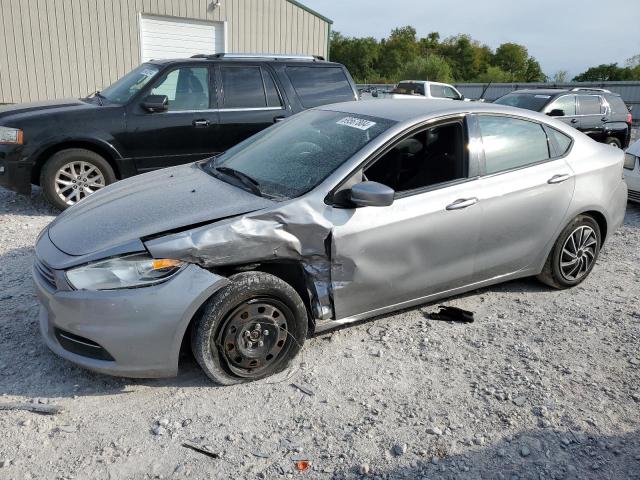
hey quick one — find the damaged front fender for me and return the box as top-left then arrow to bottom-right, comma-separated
144,199 -> 343,321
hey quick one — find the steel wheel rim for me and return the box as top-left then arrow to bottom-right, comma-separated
560,225 -> 597,281
54,161 -> 105,205
216,298 -> 291,378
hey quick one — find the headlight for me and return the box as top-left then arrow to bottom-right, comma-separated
624,153 -> 637,170
66,254 -> 185,291
0,126 -> 23,144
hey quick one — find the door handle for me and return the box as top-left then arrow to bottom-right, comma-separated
193,119 -> 210,128
274,116 -> 286,123
548,173 -> 571,184
446,197 -> 478,210
601,117 -> 608,122
571,118 -> 578,124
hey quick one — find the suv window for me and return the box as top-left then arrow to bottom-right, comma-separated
150,67 -> 209,111
577,95 -> 603,115
286,66 -> 354,108
365,122 -> 466,192
478,116 -> 550,174
605,94 -> 628,114
546,95 -> 576,116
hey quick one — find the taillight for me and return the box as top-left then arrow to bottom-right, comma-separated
627,113 -> 633,124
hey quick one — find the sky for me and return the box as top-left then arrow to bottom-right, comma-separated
302,0 -> 639,78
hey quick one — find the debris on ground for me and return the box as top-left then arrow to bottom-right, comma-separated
429,305 -> 474,323
181,441 -> 221,459
0,403 -> 64,415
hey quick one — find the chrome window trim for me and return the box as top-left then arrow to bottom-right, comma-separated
162,106 -> 285,114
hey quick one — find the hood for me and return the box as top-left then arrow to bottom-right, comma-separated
0,98 -> 95,122
48,163 -> 275,256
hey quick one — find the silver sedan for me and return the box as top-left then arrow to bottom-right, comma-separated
625,139 -> 640,202
33,99 -> 628,384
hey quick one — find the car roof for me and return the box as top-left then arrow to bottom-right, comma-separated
316,98 -> 548,123
505,89 -> 568,96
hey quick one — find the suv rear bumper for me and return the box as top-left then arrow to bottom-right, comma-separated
0,145 -> 32,194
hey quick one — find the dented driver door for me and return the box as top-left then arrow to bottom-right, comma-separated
329,179 -> 484,320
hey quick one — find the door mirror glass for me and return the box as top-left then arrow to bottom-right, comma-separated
350,181 -> 395,207
142,94 -> 168,112
547,109 -> 565,117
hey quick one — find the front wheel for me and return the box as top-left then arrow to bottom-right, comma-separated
191,272 -> 308,385
537,215 -> 601,289
40,148 -> 116,210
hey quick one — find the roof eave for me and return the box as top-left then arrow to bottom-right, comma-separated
286,0 -> 333,24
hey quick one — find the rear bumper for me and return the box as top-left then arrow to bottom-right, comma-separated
0,145 -> 32,194
35,262 -> 229,378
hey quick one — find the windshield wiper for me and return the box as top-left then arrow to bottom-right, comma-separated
214,166 -> 263,197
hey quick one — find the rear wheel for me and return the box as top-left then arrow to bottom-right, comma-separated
537,215 -> 601,289
40,148 -> 116,210
191,272 -> 308,385
605,136 -> 622,148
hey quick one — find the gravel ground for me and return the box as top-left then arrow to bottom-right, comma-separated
0,185 -> 639,480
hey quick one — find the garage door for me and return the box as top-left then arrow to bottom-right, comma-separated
140,15 -> 225,62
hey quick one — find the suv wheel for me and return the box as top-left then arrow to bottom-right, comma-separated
191,272 -> 308,385
605,136 -> 622,148
537,215 -> 601,289
41,149 -> 116,210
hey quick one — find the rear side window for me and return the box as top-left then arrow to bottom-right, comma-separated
577,95 -> 603,115
478,116 -> 550,174
220,66 -> 282,109
606,95 -> 629,114
286,66 -> 354,108
430,85 -> 459,99
547,128 -> 572,156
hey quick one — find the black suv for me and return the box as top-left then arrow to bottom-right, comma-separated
494,87 -> 632,148
0,54 -> 358,209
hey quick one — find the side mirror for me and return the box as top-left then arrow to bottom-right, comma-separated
458,94 -> 465,101
142,94 -> 168,113
547,108 -> 565,117
350,181 -> 395,207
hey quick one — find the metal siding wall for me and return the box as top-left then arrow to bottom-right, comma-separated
0,0 -> 329,103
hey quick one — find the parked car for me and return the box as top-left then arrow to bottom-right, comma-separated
387,80 -> 465,101
34,99 -> 627,384
625,139 -> 640,203
0,53 -> 358,209
494,87 -> 632,148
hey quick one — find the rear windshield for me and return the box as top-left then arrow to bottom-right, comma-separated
286,66 -> 355,108
494,93 -> 552,112
207,109 -> 395,199
392,82 -> 425,96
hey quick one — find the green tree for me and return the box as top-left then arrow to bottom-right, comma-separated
524,58 -> 546,82
398,55 -> 453,83
552,70 -> 569,83
493,43 -> 529,81
572,63 -> 628,81
439,35 -> 477,81
375,26 -> 419,79
330,32 -> 380,83
474,66 -> 511,83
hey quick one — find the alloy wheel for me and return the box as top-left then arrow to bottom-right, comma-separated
216,298 -> 291,378
559,225 -> 597,281
54,161 -> 106,205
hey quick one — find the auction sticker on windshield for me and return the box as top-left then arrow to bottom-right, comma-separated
337,117 -> 377,131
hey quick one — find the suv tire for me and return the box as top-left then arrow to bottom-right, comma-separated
537,215 -> 601,289
41,148 -> 116,210
192,272 -> 308,385
605,136 -> 622,148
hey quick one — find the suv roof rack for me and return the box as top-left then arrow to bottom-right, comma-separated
190,53 -> 325,61
571,87 -> 611,93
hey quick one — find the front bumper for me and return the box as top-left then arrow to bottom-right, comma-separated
0,144 -> 32,194
34,262 -> 229,378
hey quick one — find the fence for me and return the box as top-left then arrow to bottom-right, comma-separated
356,81 -> 640,125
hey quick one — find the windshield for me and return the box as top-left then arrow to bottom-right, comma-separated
99,64 -> 160,104
494,93 -> 552,111
207,109 -> 396,199
392,82 -> 425,96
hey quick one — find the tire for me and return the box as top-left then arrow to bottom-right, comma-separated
191,271 -> 308,385
537,215 -> 601,289
605,136 -> 622,148
40,148 -> 116,210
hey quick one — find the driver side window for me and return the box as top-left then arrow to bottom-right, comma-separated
364,121 -> 467,193
150,67 -> 210,111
